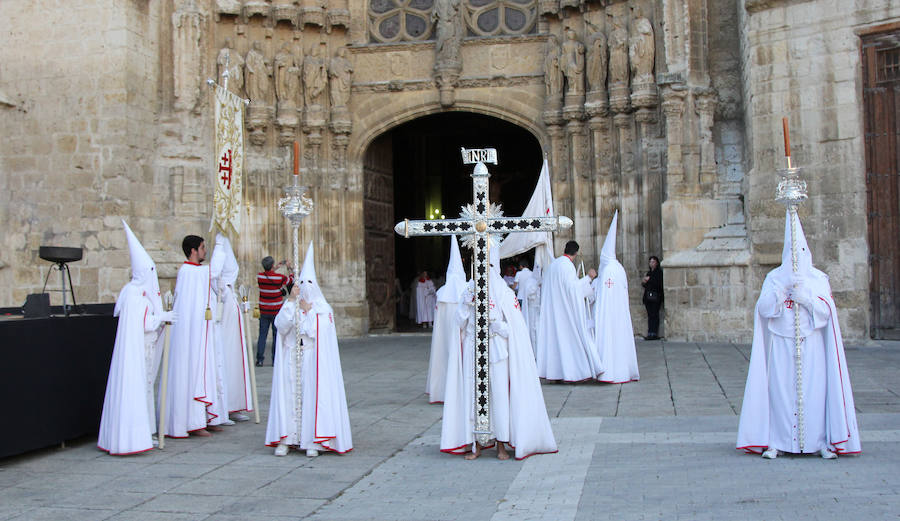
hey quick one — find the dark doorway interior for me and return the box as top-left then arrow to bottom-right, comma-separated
365,111 -> 542,332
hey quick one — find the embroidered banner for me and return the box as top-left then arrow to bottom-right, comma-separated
213,85 -> 244,237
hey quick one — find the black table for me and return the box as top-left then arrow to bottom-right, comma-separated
0,314 -> 117,459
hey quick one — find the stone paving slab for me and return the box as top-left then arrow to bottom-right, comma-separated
0,337 -> 898,520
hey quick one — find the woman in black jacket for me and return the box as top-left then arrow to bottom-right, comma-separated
641,256 -> 663,340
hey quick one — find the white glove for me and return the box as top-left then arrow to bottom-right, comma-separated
790,274 -> 812,307
161,311 -> 177,324
489,321 -> 509,339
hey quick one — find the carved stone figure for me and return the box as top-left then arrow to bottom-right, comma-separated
586,31 -> 608,93
217,37 -> 245,96
432,0 -> 462,68
245,41 -> 272,105
608,18 -> 629,87
561,29 -> 585,96
329,47 -> 353,109
629,15 -> 656,86
303,42 -> 328,109
544,34 -> 563,99
274,42 -> 300,108
172,3 -> 203,112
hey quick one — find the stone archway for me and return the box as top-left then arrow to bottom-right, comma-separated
362,111 -> 542,332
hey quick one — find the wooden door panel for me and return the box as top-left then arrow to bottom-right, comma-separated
364,133 -> 396,331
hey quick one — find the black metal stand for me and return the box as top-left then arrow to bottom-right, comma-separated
40,262 -> 77,317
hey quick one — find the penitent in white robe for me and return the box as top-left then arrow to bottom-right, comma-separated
210,236 -> 253,414
441,282 -> 558,460
592,263 -> 639,384
427,237 -> 468,404
737,210 -> 860,456
416,278 -> 436,324
736,275 -> 860,455
265,300 -> 353,453
97,286 -> 165,455
535,256 -> 604,381
161,262 -> 228,438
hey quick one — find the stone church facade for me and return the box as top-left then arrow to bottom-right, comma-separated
1,0 -> 899,342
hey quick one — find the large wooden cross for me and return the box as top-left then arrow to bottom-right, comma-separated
394,148 -> 572,445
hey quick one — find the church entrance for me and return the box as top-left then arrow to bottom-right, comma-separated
862,30 -> 900,339
363,112 -> 542,332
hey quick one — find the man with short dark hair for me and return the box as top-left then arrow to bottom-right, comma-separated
160,235 -> 229,438
535,240 -> 603,382
257,256 -> 292,366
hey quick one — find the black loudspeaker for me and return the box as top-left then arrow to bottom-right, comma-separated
23,293 -> 51,318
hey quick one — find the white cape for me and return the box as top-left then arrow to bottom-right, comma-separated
160,263 -> 227,437
441,284 -> 557,460
265,300 -> 353,453
217,287 -> 253,413
426,302 -> 459,403
592,262 -> 639,383
97,286 -> 164,455
535,256 -> 604,381
736,274 -> 860,455
416,279 -> 436,324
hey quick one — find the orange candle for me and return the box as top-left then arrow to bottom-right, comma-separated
782,117 -> 791,157
293,141 -> 300,175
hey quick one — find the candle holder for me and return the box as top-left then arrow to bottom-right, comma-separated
277,169 -> 314,444
163,291 -> 174,313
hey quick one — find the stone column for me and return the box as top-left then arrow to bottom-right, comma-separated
635,108 -> 662,262
614,112 -> 640,270
589,114 -> 617,247
172,2 -> 204,113
547,124 -> 573,251
568,119 -> 595,265
696,91 -> 718,187
661,87 -> 687,194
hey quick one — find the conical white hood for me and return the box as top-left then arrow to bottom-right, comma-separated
436,235 -> 467,303
781,209 -> 812,276
297,241 -> 331,312
600,211 -> 618,264
119,220 -> 162,316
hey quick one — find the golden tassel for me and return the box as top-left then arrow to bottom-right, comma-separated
205,306 -> 212,321
252,306 -> 260,319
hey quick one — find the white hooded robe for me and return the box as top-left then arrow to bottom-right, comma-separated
98,221 -> 167,455
210,234 -> 253,414
535,255 -> 604,381
265,242 -> 353,453
591,212 -> 639,384
426,235 -> 467,403
736,211 -> 860,455
441,247 -> 557,460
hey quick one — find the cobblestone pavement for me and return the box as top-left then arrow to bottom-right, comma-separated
1,336 -> 898,520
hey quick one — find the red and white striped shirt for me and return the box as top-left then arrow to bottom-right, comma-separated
257,270 -> 293,316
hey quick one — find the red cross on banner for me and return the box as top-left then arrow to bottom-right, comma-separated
219,149 -> 233,189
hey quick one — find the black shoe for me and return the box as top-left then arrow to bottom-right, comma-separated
644,334 -> 659,341
255,360 -> 263,367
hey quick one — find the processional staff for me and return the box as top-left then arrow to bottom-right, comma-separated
394,148 -> 572,446
278,141 -> 314,442
775,117 -> 809,452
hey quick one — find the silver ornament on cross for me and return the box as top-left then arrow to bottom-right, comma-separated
394,148 -> 572,446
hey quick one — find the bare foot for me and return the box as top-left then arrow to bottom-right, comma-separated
497,443 -> 510,461
207,425 -> 224,432
190,429 -> 211,437
464,444 -> 481,460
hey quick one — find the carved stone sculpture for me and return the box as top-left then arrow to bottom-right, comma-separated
562,29 -> 586,96
329,47 -> 353,109
217,37 -> 245,97
585,30 -> 608,117
303,42 -> 328,127
607,16 -> 630,113
172,2 -> 203,112
274,42 -> 300,143
544,34 -> 563,100
244,40 -> 273,145
629,13 -> 657,108
245,40 -> 273,104
432,0 -> 462,107
629,15 -> 656,87
586,31 -> 608,95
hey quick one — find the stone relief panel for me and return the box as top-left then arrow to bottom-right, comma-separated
173,2 -> 205,112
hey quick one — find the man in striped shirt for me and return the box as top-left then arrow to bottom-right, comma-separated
256,256 -> 293,366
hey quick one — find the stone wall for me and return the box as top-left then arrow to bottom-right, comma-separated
0,0 -> 165,307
